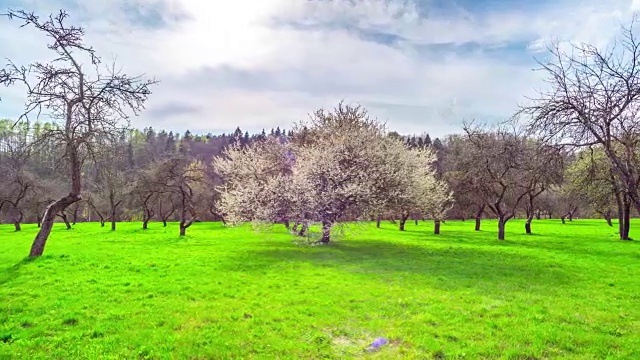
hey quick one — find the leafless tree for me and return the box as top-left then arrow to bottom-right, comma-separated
521,141 -> 564,234
462,122 -> 532,240
151,156 -> 204,236
519,17 -> 640,223
0,9 -> 156,256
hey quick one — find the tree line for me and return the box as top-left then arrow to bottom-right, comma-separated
2,9 -> 640,257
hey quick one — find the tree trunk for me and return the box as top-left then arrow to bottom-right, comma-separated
13,210 -> 23,232
292,223 -> 299,232
163,220 -> 167,227
415,219 -> 418,225
321,221 -> 332,244
376,215 -> 381,228
179,224 -> 186,236
283,220 -> 290,230
297,223 -> 308,237
29,194 -> 80,257
111,218 -> 116,231
475,204 -> 485,231
399,211 -> 409,231
561,216 -> 566,224
498,217 -> 506,241
525,213 -> 534,234
143,220 -> 149,230
100,220 -> 105,227
71,204 -> 79,225
434,220 -> 441,235
622,195 -> 631,240
58,212 -> 72,230
602,210 -> 613,227
535,210 -> 541,220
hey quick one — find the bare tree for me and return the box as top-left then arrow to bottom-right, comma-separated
151,157 -> 203,236
462,122 -> 531,240
131,169 -> 159,230
521,141 -> 564,234
0,10 -> 156,256
519,18 -> 640,222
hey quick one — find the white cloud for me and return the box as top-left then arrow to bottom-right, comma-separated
0,0 -> 638,137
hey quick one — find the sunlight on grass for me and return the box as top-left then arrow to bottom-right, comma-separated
0,220 -> 639,359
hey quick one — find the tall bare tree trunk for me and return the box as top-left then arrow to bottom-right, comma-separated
434,220 -> 441,235
475,204 -> 485,231
376,215 -> 381,228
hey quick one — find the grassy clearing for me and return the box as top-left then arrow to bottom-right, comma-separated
0,219 -> 639,359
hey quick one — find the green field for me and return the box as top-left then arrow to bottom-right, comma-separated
0,220 -> 639,359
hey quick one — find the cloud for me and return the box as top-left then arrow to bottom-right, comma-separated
0,0 -> 638,137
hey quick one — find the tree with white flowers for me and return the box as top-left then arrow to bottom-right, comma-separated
215,103 -> 452,243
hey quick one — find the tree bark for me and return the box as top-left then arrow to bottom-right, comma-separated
621,194 -> 631,240
475,204 -> 485,231
12,210 -> 23,232
415,218 -> 418,225
434,220 -> 441,235
561,216 -> 566,224
29,194 -> 80,257
376,215 -> 381,228
321,221 -> 332,244
498,217 -> 506,241
179,224 -> 186,236
163,220 -> 167,227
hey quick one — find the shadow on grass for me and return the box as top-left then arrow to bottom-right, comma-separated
0,257 -> 38,286
220,237 -> 574,295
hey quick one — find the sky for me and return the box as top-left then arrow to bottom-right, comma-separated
0,0 -> 639,137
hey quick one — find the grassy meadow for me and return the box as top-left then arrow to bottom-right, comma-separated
0,219 -> 639,359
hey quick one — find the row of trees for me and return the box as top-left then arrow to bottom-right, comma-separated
2,8 -> 640,257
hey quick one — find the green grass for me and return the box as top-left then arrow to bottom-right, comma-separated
0,219 -> 639,359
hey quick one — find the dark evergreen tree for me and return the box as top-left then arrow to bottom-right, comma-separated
166,132 -> 176,153
424,134 -> 432,148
